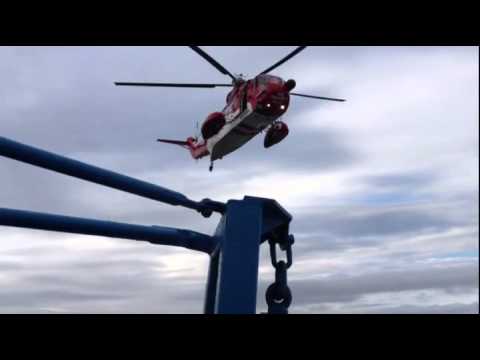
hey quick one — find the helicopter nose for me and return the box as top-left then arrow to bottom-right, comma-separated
284,79 -> 296,92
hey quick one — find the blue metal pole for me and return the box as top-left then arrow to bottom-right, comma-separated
0,137 -> 225,216
214,198 -> 264,314
204,249 -> 220,314
0,207 -> 216,254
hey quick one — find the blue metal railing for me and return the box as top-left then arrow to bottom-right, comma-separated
0,137 -> 225,217
0,136 -> 293,314
0,207 -> 215,254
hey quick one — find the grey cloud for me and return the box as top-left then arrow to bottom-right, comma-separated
314,209 -> 453,236
276,262 -> 479,306
355,302 -> 479,314
0,290 -> 128,308
0,260 -> 23,271
360,171 -> 437,190
219,127 -> 360,173
0,243 -> 208,313
0,277 -> 207,314
293,302 -> 479,314
291,201 -> 475,254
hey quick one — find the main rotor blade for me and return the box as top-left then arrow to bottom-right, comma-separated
115,82 -> 233,88
189,46 -> 236,81
260,46 -> 307,75
291,92 -> 346,102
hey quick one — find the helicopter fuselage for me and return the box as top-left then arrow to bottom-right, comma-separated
189,74 -> 295,161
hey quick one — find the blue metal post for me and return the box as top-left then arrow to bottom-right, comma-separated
204,248 -> 220,314
0,208 -> 216,254
214,198 -> 264,314
205,197 -> 293,314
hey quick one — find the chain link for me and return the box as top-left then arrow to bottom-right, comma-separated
265,235 -> 294,314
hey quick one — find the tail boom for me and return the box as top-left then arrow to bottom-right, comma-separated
157,137 -> 209,160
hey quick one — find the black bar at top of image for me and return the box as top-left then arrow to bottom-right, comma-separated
1,3 -> 479,45
0,29 -> 478,45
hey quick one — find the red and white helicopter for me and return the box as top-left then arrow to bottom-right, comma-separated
115,46 -> 345,171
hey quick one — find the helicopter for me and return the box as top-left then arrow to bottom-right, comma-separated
115,46 -> 345,171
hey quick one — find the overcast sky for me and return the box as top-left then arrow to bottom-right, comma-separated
0,46 -> 478,314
